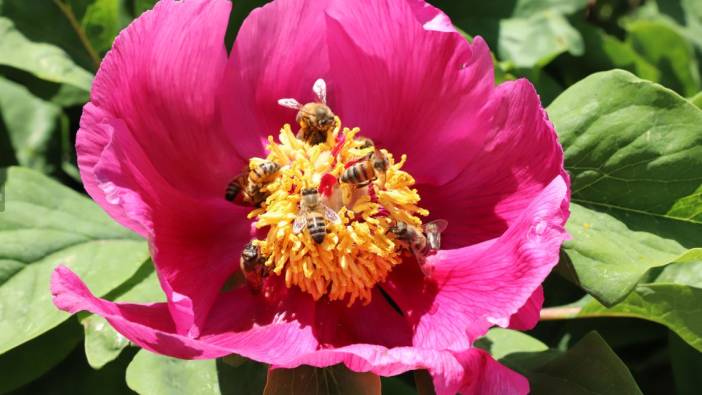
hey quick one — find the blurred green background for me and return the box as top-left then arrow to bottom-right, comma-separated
1,1 -> 702,394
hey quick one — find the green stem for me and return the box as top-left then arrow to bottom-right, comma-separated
52,0 -> 101,71
540,306 -> 582,320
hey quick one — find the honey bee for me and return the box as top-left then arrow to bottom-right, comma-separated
340,150 -> 389,187
240,241 -> 269,293
292,187 -> 341,244
390,219 -> 448,274
249,161 -> 280,184
278,79 -> 336,145
225,161 -> 280,206
224,172 -> 248,202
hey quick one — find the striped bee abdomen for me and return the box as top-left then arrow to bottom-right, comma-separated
249,161 -> 280,183
340,161 -> 376,185
307,213 -> 327,244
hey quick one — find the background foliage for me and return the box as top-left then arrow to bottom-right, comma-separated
0,0 -> 701,394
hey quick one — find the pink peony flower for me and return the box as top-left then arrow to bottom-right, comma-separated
50,0 -> 570,393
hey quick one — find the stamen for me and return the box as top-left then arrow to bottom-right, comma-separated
230,80 -> 446,305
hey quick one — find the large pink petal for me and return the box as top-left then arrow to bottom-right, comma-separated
51,266 -> 320,361
384,176 -> 569,351
420,79 -> 567,249
53,266 -> 527,395
77,0 -> 250,336
324,0 -> 494,185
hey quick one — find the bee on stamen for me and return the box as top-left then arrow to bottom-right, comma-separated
240,241 -> 269,293
278,79 -> 336,146
389,219 -> 448,275
340,149 -> 389,187
292,187 -> 341,244
225,161 -> 281,207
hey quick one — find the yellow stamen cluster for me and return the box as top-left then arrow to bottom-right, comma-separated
247,119 -> 428,305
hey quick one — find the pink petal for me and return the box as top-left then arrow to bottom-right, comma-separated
313,289 -> 412,348
78,0 -> 239,237
324,1 -> 494,185
77,0 -> 252,336
384,176 -> 569,351
419,79 -> 568,249
220,0 -> 333,160
51,266 -> 320,361
508,286 -> 544,331
53,265 -> 528,395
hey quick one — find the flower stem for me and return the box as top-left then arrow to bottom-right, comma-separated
540,306 -> 582,320
52,0 -> 101,71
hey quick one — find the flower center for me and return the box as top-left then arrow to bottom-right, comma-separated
229,80 -> 445,305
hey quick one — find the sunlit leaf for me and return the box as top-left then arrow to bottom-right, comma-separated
0,76 -> 61,173
430,0 -> 587,67
0,167 -> 148,354
561,203 -> 702,304
579,284 -> 702,352
626,20 -> 700,96
126,351 -> 267,395
548,70 -> 702,305
0,17 -> 93,90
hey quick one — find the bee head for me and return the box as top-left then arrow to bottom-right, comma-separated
241,242 -> 259,262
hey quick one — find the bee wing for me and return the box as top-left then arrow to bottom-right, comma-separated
313,78 -> 327,104
292,214 -> 307,234
424,219 -> 448,233
322,205 -> 341,224
278,98 -> 302,109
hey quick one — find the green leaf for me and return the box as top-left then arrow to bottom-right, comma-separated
82,260 -> 163,369
561,203 -> 702,304
70,0 -> 123,55
690,92 -> 702,109
264,364 -> 381,395
624,0 -> 702,53
431,0 -> 587,67
655,260 -> 702,287
625,20 -> 701,96
547,70 -> 702,304
0,318 -> 82,393
524,332 -> 642,395
133,0 -> 157,16
475,328 -> 549,360
0,17 -> 93,90
0,76 -> 61,173
555,22 -> 660,87
498,10 -> 584,68
579,284 -> 702,352
0,167 -> 148,354
126,351 -> 268,395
